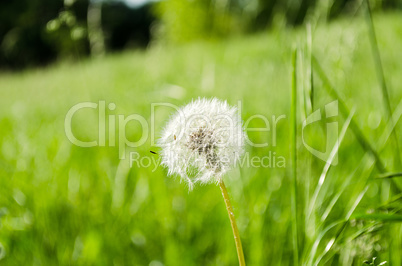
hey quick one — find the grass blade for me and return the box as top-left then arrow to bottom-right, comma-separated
306,22 -> 314,113
307,108 -> 354,219
312,55 -> 386,173
377,98 -> 402,152
376,172 -> 402,179
303,23 -> 314,241
290,47 -> 300,266
352,213 -> 402,222
364,0 -> 401,167
307,220 -> 347,265
321,150 -> 375,223
346,186 -> 369,220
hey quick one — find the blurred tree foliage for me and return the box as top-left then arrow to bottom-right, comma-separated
0,0 -> 154,69
153,0 -> 402,42
1,0 -> 401,69
101,3 -> 154,51
0,0 -> 66,68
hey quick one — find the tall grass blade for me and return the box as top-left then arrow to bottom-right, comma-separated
376,98 -> 402,191
290,48 -> 300,266
364,0 -> 401,167
307,220 -> 347,265
307,109 -> 354,219
346,186 -> 369,220
303,23 -> 314,243
312,161 -> 372,264
377,194 -> 402,209
376,172 -> 402,179
314,194 -> 379,266
320,154 -> 371,222
378,98 -> 402,152
320,180 -> 349,222
312,55 -> 386,173
306,23 -> 314,113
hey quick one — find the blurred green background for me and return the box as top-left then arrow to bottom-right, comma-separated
1,0 -> 402,265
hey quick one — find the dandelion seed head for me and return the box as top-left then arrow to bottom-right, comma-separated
158,98 -> 245,189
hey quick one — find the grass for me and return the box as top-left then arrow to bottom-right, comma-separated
1,11 -> 402,265
290,48 -> 299,266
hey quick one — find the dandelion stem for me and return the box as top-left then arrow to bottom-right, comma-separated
219,180 -> 246,266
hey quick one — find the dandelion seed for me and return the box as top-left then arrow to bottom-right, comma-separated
158,97 -> 245,189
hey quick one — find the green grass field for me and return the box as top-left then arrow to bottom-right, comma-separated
1,12 -> 402,265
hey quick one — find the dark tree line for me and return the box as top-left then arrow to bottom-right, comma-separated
0,0 -> 154,69
0,0 -> 401,69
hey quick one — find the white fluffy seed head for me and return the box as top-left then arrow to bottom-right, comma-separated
158,98 -> 246,190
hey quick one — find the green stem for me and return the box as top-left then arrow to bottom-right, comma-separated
219,181 -> 246,266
